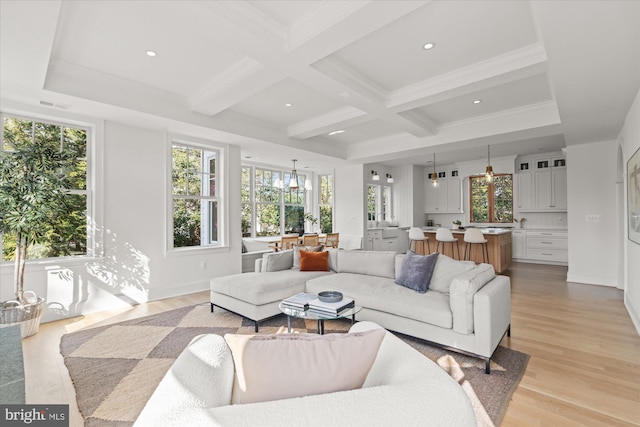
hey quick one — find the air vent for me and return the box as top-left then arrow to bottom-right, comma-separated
39,100 -> 71,110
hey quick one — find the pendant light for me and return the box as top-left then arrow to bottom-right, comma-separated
485,145 -> 494,183
432,153 -> 439,187
289,159 -> 299,189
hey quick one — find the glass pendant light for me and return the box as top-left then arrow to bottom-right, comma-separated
432,153 -> 439,187
289,159 -> 299,189
485,145 -> 494,183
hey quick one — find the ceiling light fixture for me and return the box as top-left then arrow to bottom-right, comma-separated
304,178 -> 313,191
485,145 -> 494,183
386,173 -> 394,183
432,153 -> 439,187
146,50 -> 157,57
473,99 -> 482,104
423,42 -> 435,50
328,130 -> 345,136
289,159 -> 299,189
371,170 -> 380,181
285,103 -> 293,107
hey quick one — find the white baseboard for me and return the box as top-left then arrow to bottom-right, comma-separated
566,272 -> 617,287
625,295 -> 640,336
147,280 -> 210,302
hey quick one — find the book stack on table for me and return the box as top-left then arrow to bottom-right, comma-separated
308,297 -> 355,315
281,292 -> 317,310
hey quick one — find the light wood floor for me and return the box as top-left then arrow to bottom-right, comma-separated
19,262 -> 640,426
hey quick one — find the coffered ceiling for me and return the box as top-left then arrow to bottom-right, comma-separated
1,0 -> 638,170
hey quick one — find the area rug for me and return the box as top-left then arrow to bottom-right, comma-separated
60,304 -> 528,426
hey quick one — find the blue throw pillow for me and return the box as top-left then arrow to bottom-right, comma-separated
395,251 -> 439,293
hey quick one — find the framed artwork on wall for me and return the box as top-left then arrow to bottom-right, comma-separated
629,146 -> 640,245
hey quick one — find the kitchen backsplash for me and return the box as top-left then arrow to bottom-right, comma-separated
425,212 -> 567,230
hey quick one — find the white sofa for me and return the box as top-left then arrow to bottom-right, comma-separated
134,321 -> 477,427
210,249 -> 511,373
241,238 -> 272,273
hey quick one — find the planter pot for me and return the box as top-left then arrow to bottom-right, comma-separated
0,293 -> 44,338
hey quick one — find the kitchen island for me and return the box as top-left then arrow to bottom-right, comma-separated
419,228 -> 512,273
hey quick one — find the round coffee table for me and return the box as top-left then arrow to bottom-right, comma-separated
278,301 -> 362,334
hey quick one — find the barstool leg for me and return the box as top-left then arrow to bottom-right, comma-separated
455,241 -> 460,260
426,239 -> 431,253
483,243 -> 489,263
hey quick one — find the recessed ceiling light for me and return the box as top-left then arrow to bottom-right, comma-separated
472,99 -> 482,104
146,50 -> 157,57
285,103 -> 293,107
328,130 -> 345,136
423,42 -> 435,50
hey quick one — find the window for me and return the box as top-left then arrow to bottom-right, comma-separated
318,174 -> 333,233
171,142 -> 220,248
469,174 -> 513,223
367,184 -> 392,222
1,115 -> 89,261
241,165 -> 313,237
254,168 -> 281,236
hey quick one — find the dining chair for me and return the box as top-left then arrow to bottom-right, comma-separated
463,228 -> 489,263
324,233 -> 340,248
281,235 -> 300,250
408,227 -> 429,255
302,234 -> 319,246
435,228 -> 460,259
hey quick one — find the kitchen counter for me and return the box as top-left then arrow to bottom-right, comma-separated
419,228 -> 512,273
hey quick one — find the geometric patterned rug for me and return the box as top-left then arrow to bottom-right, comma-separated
60,304 -> 528,426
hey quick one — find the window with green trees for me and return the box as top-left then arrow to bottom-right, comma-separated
318,174 -> 333,233
469,174 -> 513,223
171,142 -> 219,248
1,115 -> 89,261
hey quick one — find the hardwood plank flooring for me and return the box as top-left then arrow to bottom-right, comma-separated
18,262 -> 640,426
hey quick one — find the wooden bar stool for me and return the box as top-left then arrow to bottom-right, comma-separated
408,227 -> 430,254
435,228 -> 460,259
463,228 -> 489,263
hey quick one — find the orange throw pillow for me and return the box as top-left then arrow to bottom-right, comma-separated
299,250 -> 330,271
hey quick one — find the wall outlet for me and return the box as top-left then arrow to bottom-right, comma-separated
586,215 -> 602,223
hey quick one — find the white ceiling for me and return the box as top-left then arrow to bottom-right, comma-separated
1,0 -> 638,171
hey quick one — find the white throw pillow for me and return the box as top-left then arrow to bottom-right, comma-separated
429,254 -> 475,294
224,328 -> 385,404
260,250 -> 294,272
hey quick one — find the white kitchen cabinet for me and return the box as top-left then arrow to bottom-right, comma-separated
516,173 -> 534,210
512,230 -> 525,258
424,172 -> 461,213
447,179 -> 463,213
535,169 -> 567,211
365,228 -> 408,252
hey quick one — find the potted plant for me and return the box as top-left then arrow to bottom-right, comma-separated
453,220 -> 463,229
303,213 -> 319,234
0,131 -> 73,337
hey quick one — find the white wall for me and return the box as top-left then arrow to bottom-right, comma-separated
334,164 -> 365,243
0,117 -> 242,322
620,89 -> 640,334
566,141 -> 619,287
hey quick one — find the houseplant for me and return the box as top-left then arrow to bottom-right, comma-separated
453,220 -> 463,229
304,213 -> 319,234
0,128 -> 74,337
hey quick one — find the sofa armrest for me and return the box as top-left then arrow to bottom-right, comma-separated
134,334 -> 235,427
255,258 -> 263,272
472,276 -> 511,357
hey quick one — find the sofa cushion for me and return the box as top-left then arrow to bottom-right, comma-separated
260,249 -> 294,272
337,250 -> 397,279
429,254 -> 476,294
224,328 -> 385,404
395,251 -> 439,293
306,273 -> 453,328
300,250 -> 330,272
450,263 -> 496,334
211,270 -> 331,305
292,244 -> 324,269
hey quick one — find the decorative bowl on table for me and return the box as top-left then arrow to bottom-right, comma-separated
318,291 -> 343,303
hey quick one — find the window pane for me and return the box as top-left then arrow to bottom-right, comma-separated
367,185 -> 377,220
173,198 -> 201,247
493,175 -> 513,223
256,204 -> 280,236
320,205 -> 332,233
3,117 -> 32,151
33,121 -> 60,151
320,175 -> 333,205
284,205 -> 304,235
209,200 -> 218,243
172,146 -> 188,195
382,186 -> 391,221
241,203 -> 252,237
470,176 -> 489,222
63,127 -> 87,190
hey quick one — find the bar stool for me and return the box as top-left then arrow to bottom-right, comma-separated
463,228 -> 489,263
435,228 -> 460,259
408,227 -> 430,254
